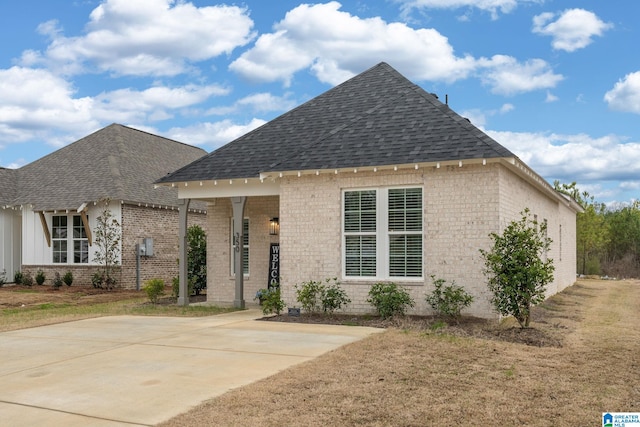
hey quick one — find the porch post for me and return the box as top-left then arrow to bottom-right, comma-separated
177,198 -> 191,306
231,196 -> 247,309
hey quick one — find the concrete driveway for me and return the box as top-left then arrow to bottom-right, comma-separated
0,309 -> 382,426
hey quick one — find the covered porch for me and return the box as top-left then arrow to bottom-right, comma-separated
171,179 -> 280,308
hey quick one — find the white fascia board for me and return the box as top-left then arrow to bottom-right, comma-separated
176,178 -> 280,200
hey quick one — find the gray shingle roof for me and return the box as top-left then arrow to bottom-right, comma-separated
0,167 -> 18,205
12,124 -> 206,211
158,62 -> 515,184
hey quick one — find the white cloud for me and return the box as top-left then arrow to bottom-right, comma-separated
25,0 -> 255,77
166,119 -> 267,148
206,93 -> 297,116
486,130 -> 640,182
500,103 -> 514,113
604,71 -> 640,114
545,91 -> 559,102
231,2 -> 560,96
532,9 -> 612,52
0,66 -> 97,142
230,2 -> 476,86
479,56 -> 563,95
394,0 -> 541,20
93,84 -> 229,124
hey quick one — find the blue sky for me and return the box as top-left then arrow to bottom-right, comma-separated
1,0 -> 639,204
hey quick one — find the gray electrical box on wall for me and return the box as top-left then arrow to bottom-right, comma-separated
141,238 -> 154,256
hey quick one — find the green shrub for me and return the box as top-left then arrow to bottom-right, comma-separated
52,272 -> 63,290
367,282 -> 415,319
14,271 -> 23,285
92,271 -> 117,289
257,287 -> 285,315
143,278 -> 166,304
294,280 -> 324,314
320,278 -> 351,314
22,272 -> 34,287
295,278 -> 351,314
425,275 -> 474,320
62,271 -> 73,287
35,270 -> 46,286
0,269 -> 6,287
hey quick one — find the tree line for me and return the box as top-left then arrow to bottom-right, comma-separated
555,181 -> 640,278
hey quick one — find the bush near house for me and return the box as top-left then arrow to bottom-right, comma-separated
143,278 -> 166,304
35,270 -> 46,286
0,269 -> 6,287
21,272 -> 34,287
480,208 -> 554,328
14,271 -> 23,285
367,282 -> 415,319
425,276 -> 474,321
294,278 -> 351,314
256,286 -> 285,316
62,271 -> 73,287
52,273 -> 63,290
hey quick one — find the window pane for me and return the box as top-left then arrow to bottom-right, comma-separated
53,241 -> 67,263
73,216 -> 87,239
74,240 -> 89,264
344,190 -> 376,232
388,188 -> 422,232
345,235 -> 376,277
389,234 -> 422,277
52,216 -> 67,239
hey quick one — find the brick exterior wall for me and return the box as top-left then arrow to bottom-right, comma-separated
22,204 -> 206,289
203,163 -> 578,319
120,204 -> 206,289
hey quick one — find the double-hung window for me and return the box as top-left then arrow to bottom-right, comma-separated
343,187 -> 423,279
52,215 -> 89,264
51,215 -> 89,264
73,216 -> 89,263
52,216 -> 68,263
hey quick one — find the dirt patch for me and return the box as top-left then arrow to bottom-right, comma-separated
0,284 -> 142,309
0,284 -> 206,309
261,310 -> 564,348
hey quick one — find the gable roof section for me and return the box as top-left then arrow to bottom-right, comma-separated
13,124 -> 206,211
158,62 -> 515,184
0,167 -> 18,206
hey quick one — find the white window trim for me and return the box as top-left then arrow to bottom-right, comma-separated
342,186 -> 424,281
51,214 -> 90,264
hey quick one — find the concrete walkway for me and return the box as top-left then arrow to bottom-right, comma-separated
0,310 -> 383,426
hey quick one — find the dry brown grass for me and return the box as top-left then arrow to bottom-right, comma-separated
159,279 -> 640,427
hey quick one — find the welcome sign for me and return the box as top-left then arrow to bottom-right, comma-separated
268,243 -> 279,289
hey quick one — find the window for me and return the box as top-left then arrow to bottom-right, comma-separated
231,218 -> 249,275
73,216 -> 89,264
52,215 -> 89,264
52,216 -> 68,263
343,187 -> 423,279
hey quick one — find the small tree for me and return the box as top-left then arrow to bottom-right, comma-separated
480,209 -> 554,328
94,199 -> 121,290
187,225 -> 207,295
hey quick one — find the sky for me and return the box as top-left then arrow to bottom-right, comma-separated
1,0 -> 639,205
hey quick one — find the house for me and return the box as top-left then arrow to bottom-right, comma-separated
0,124 -> 207,288
157,62 -> 582,318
